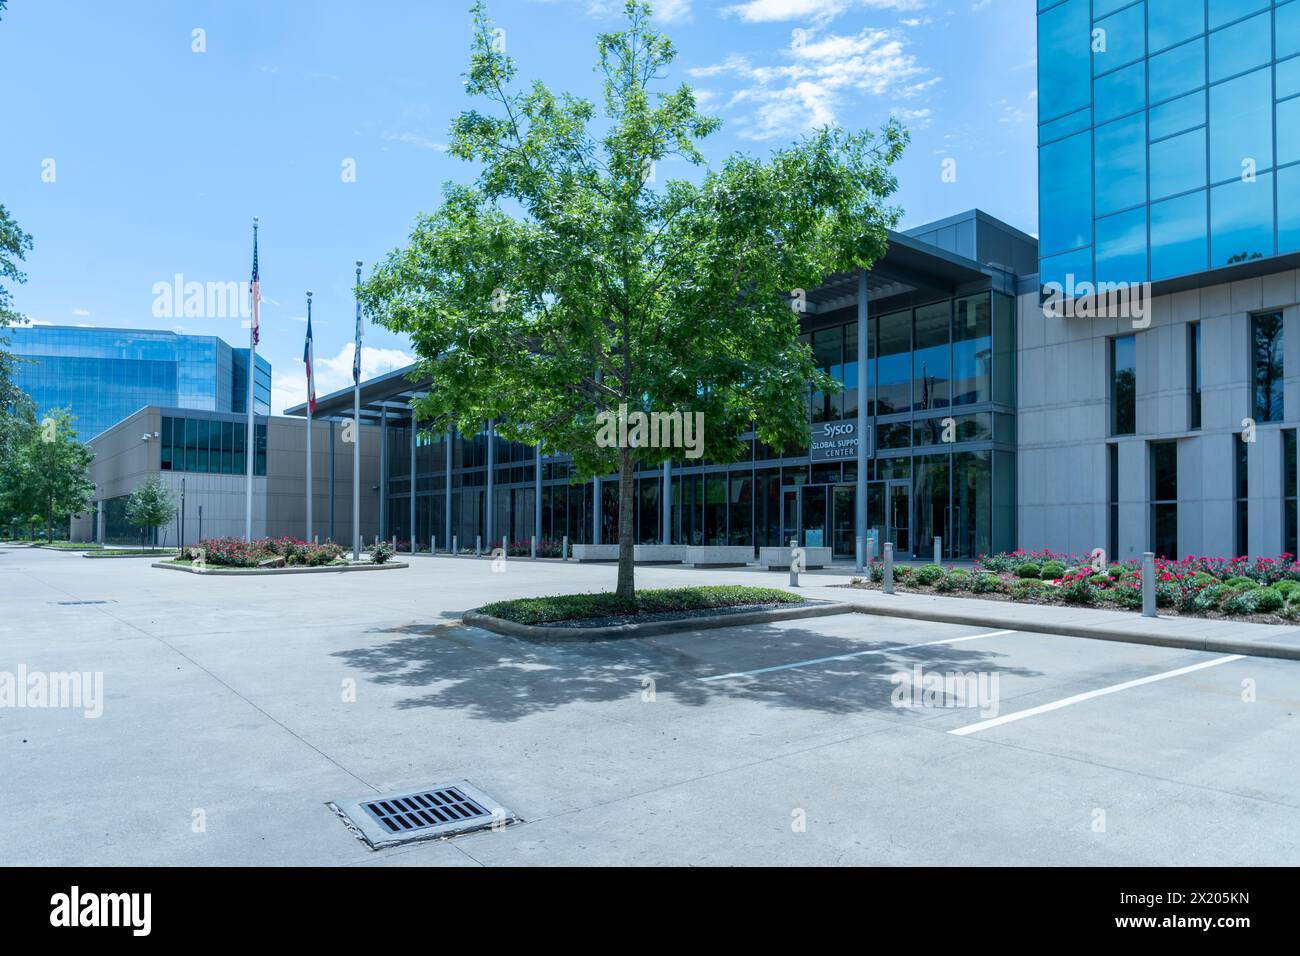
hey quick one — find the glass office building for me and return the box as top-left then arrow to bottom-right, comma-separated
1039,0 -> 1300,288
7,326 -> 271,441
296,213 -> 1035,562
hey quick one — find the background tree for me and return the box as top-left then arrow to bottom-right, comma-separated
124,474 -> 178,546
9,409 -> 94,541
361,0 -> 906,598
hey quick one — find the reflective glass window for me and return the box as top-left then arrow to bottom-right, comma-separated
1150,127 -> 1207,198
952,294 -> 992,407
1040,131 -> 1093,254
1149,0 -> 1205,52
1111,334 -> 1137,435
1040,246 -> 1094,290
1280,2 -> 1300,59
1094,4 -> 1147,76
1211,172 -> 1275,265
876,310 -> 911,415
1278,163 -> 1300,253
1208,68 -> 1273,183
1252,311 -> 1285,422
1278,95 -> 1300,166
1095,114 -> 1148,214
1096,206 -> 1149,284
1150,190 -> 1209,279
1277,56 -> 1300,99
1150,39 -> 1204,103
1096,61 -> 1146,122
1209,11 -> 1271,83
913,302 -> 951,412
1208,0 -> 1268,31
1040,0 -> 1092,119
1039,107 -> 1092,144
1150,90 -> 1206,139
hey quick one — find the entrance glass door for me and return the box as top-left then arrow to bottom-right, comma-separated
781,487 -> 799,547
887,480 -> 910,556
801,486 -> 827,548
831,486 -> 855,557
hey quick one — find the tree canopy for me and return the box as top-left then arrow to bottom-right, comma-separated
360,0 -> 907,596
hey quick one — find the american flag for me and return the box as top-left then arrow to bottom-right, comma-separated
304,299 -> 316,415
250,222 -> 261,346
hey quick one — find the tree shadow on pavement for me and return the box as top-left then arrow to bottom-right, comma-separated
335,618 -> 1041,723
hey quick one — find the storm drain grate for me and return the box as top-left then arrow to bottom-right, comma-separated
52,599 -> 115,606
329,780 -> 518,849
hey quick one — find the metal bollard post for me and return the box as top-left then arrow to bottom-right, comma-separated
883,542 -> 894,595
531,535 -> 537,560
868,529 -> 878,561
452,535 -> 458,556
431,534 -> 437,555
475,535 -> 481,557
562,535 -> 569,561
501,537 -> 508,561
933,536 -> 942,565
789,547 -> 801,588
1142,551 -> 1157,618
855,535 -> 864,574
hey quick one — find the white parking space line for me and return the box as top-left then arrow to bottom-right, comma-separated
949,654 -> 1245,737
698,630 -> 1015,683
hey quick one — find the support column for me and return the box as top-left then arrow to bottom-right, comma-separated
328,419 -> 336,543
409,410 -> 417,554
96,499 -> 104,545
855,268 -> 869,572
534,444 -> 543,547
485,420 -> 495,547
593,475 -> 602,544
445,426 -> 453,553
662,458 -> 671,545
379,408 -> 389,541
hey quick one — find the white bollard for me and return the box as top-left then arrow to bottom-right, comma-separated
531,535 -> 537,560
933,536 -> 941,565
562,535 -> 569,561
855,535 -> 864,574
475,535 -> 481,557
452,534 -> 458,555
883,543 -> 895,595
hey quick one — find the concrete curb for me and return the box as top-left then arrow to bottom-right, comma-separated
843,601 -> 1300,662
464,600 -> 854,643
84,551 -> 179,559
152,560 -> 410,576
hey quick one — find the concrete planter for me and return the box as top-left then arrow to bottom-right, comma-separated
685,546 -> 754,568
570,544 -> 619,562
759,546 -> 833,570
632,544 -> 687,564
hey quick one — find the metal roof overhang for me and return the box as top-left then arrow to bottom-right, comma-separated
287,231 -> 995,423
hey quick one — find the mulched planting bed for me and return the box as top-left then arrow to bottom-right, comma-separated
840,550 -> 1300,626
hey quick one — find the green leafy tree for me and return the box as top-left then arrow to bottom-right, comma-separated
124,474 -> 178,546
10,409 -> 94,541
360,1 -> 906,597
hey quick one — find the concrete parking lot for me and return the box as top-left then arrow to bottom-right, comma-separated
2,546 -> 1297,866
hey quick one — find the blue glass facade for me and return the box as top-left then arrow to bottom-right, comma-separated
1039,0 -> 1300,287
7,326 -> 270,441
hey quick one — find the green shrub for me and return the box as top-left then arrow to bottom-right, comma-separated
1111,583 -> 1144,608
935,569 -> 970,592
1058,576 -> 1097,605
971,573 -> 1003,594
1089,573 -> 1112,587
1011,578 -> 1046,600
1039,560 -> 1066,579
1224,576 -> 1258,589
1270,579 -> 1300,598
1221,589 -> 1261,616
1107,565 -> 1126,579
912,564 -> 944,586
1015,563 -> 1042,579
368,541 -> 396,565
1253,588 -> 1285,613
479,585 -> 803,625
894,565 -> 913,580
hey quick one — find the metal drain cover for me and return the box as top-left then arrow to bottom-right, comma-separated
329,780 -> 518,849
51,599 -> 115,606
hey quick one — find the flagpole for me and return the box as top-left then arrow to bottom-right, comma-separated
305,290 -> 313,543
245,217 -> 258,542
352,261 -> 362,561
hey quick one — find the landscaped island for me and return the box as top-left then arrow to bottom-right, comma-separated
848,550 -> 1300,624
158,537 -> 404,573
479,585 -> 807,626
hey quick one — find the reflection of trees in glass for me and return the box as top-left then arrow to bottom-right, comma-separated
1114,368 -> 1136,434
1253,312 -> 1284,422
1227,251 -> 1265,265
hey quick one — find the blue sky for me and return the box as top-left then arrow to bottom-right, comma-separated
0,0 -> 1037,412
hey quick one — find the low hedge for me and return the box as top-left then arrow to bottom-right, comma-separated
479,585 -> 804,625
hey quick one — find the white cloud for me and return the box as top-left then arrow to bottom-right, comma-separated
271,343 -> 416,414
693,27 -> 933,139
71,308 -> 90,317
724,0 -> 923,25
383,131 -> 448,152
653,0 -> 693,22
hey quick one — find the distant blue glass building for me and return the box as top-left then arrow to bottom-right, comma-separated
1038,0 -> 1300,288
7,326 -> 271,441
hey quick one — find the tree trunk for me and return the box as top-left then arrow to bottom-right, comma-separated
616,447 -> 636,599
